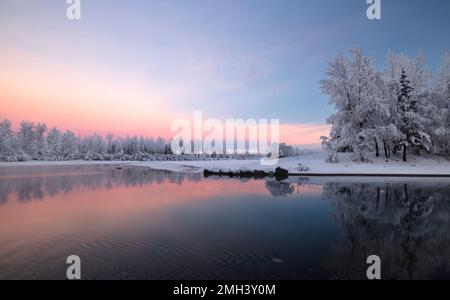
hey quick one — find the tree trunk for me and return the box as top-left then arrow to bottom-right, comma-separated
403,184 -> 409,204
374,137 -> 380,157
383,140 -> 389,159
385,185 -> 391,209
376,187 -> 380,210
402,145 -> 407,162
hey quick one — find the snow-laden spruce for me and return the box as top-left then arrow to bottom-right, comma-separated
321,48 -> 450,162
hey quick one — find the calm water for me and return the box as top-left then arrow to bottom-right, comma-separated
0,165 -> 449,280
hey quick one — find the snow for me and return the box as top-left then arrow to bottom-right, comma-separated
2,152 -> 450,176
286,153 -> 450,176
320,48 -> 450,163
134,153 -> 450,176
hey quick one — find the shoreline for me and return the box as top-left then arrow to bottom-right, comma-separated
203,169 -> 450,179
2,153 -> 450,178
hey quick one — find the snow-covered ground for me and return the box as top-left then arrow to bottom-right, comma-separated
1,152 -> 450,176
132,153 -> 450,176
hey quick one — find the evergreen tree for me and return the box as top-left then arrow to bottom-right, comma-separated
396,69 -> 430,161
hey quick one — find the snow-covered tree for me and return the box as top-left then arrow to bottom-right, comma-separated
321,48 -> 447,162
0,119 -> 16,161
386,49 -> 430,92
0,120 -> 220,162
18,121 -> 37,160
77,134 -> 104,160
434,53 -> 450,100
321,48 -> 388,161
47,127 -> 63,160
155,137 -> 166,154
429,53 -> 450,155
396,69 -> 431,161
123,136 -> 139,156
106,133 -> 116,155
320,53 -> 355,154
34,123 -> 48,160
376,123 -> 398,159
384,51 -> 433,157
61,131 -> 79,159
279,143 -> 294,158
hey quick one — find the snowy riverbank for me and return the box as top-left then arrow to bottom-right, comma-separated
1,153 -> 450,177
133,153 -> 450,176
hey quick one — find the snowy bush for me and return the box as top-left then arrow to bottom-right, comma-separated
321,136 -> 339,163
17,151 -> 32,162
297,163 -> 310,172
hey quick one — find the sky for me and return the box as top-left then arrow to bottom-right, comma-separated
1,0 -> 449,145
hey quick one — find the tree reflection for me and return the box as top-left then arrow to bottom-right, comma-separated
264,177 -> 311,198
265,181 -> 295,197
0,166 -> 202,204
2,168 -> 450,279
323,181 -> 450,280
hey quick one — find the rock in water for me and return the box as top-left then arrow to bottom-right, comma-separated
275,167 -> 289,181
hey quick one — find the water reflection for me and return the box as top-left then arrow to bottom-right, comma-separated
265,181 -> 295,197
0,165 -> 202,204
323,181 -> 450,280
0,166 -> 311,203
264,178 -> 312,197
0,166 -> 450,280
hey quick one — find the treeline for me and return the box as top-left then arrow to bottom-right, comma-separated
0,120 -> 270,162
321,48 -> 450,162
0,120 -> 175,162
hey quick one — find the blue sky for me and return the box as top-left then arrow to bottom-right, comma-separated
1,0 -> 449,142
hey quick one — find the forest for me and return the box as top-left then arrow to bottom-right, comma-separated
0,121 -> 175,162
0,120 -> 275,162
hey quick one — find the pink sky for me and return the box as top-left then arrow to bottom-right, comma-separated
0,47 -> 330,145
